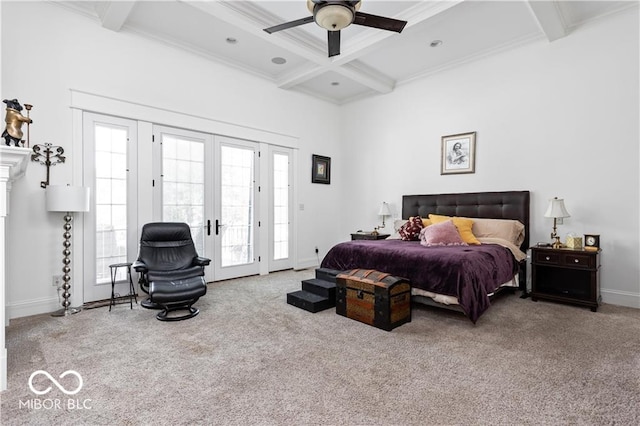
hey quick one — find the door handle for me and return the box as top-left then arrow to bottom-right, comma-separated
216,219 -> 224,235
207,220 -> 211,236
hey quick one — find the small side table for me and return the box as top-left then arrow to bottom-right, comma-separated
109,262 -> 138,311
530,247 -> 601,311
351,233 -> 390,241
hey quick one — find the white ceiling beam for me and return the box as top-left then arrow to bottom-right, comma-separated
277,63 -> 328,90
334,0 -> 464,66
97,1 -> 136,32
335,63 -> 395,94
527,0 -> 567,42
188,0 -> 463,96
281,0 -> 464,93
184,0 -> 328,64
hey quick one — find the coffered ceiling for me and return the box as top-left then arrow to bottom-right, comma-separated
56,1 -> 636,104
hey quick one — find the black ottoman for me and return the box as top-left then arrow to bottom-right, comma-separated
150,276 -> 207,321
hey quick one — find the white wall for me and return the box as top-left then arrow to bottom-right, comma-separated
1,1 -> 342,318
340,8 -> 640,307
2,2 -> 639,317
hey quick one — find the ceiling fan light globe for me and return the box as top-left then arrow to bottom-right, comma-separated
315,4 -> 354,31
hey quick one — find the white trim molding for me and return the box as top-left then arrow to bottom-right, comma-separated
0,146 -> 31,391
69,89 -> 299,149
601,288 -> 640,309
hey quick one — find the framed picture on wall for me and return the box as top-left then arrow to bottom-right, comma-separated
311,154 -> 331,184
441,131 -> 476,175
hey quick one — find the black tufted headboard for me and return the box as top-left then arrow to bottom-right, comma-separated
402,190 -> 530,254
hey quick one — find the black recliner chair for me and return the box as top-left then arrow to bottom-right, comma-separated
133,222 -> 211,321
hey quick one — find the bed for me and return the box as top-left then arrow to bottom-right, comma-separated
320,191 -> 530,322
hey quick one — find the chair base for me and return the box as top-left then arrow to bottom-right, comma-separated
149,277 -> 206,321
141,297 -> 162,310
156,305 -> 200,321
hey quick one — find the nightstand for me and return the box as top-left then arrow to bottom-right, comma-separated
351,232 -> 390,241
530,246 -> 601,312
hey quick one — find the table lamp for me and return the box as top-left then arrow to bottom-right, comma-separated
373,202 -> 391,235
544,197 -> 570,249
46,185 -> 90,316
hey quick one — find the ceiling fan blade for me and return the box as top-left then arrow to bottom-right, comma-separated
264,16 -> 314,34
353,11 -> 407,33
328,30 -> 341,57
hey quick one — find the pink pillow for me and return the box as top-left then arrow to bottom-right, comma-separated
399,216 -> 424,241
419,220 -> 467,247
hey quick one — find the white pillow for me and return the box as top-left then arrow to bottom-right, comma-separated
387,219 -> 408,240
468,218 -> 525,247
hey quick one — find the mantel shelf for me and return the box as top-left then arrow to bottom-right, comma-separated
0,145 -> 31,182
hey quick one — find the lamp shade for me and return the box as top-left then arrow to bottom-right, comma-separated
378,202 -> 391,217
544,197 -> 570,219
314,4 -> 355,31
46,185 -> 90,212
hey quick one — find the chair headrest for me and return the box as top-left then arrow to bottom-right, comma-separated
140,222 -> 193,243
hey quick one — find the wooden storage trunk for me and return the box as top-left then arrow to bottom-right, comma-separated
336,269 -> 411,331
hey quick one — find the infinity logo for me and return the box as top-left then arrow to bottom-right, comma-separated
28,370 -> 83,395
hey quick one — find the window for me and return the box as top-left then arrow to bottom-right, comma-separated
94,124 -> 129,284
272,152 -> 289,260
83,112 -> 137,303
220,144 -> 255,267
160,132 -> 206,254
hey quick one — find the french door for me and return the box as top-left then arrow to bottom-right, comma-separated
155,126 -> 214,282
155,131 -> 260,281
213,136 -> 260,280
83,113 -> 138,302
269,146 -> 293,272
82,117 -> 287,301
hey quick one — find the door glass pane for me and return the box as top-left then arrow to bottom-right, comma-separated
273,153 -> 289,260
161,134 -> 205,254
221,145 -> 254,267
95,124 -> 128,284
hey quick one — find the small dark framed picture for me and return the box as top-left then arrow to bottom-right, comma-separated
311,154 -> 331,184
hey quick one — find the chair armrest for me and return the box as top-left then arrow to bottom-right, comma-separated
132,260 -> 148,273
194,256 -> 211,266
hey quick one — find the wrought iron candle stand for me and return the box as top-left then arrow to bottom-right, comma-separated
31,143 -> 65,188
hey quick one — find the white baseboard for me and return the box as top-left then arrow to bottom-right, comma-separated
8,283 -> 634,322
7,296 -> 60,321
1,348 -> 6,391
294,257 -> 320,271
601,288 -> 640,309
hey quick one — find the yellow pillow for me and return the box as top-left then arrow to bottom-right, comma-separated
428,214 -> 480,245
410,216 -> 432,228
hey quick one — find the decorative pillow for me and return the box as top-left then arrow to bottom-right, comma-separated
468,218 -> 525,247
410,216 -> 432,228
419,220 -> 467,246
398,216 -> 424,241
428,214 -> 480,245
388,219 -> 408,239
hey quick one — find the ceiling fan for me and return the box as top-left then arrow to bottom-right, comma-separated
263,0 -> 408,57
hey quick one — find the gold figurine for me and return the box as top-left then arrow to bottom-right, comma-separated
3,98 -> 33,147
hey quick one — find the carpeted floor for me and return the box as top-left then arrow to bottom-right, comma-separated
1,269 -> 639,425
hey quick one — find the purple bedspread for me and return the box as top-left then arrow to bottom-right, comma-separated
320,240 -> 518,323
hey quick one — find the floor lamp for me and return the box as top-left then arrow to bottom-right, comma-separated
46,185 -> 90,317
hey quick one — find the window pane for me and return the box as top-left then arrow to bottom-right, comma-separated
161,133 -> 205,255
95,124 -> 128,284
273,153 -> 289,260
221,145 -> 254,267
